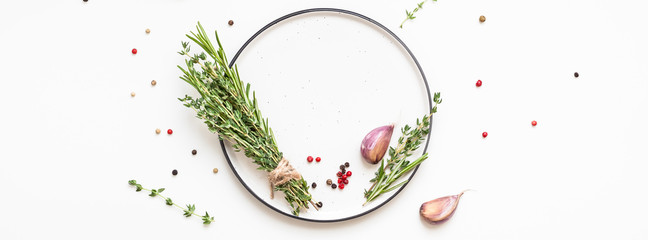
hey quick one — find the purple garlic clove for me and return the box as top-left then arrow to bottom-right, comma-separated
420,191 -> 466,224
360,124 -> 394,164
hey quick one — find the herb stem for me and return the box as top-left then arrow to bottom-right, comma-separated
363,93 -> 442,205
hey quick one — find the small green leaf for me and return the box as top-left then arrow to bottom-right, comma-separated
158,188 -> 165,193
165,198 -> 173,206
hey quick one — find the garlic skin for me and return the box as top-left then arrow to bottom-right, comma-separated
420,191 -> 465,224
360,124 -> 394,164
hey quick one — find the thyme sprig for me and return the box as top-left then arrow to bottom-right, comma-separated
363,93 -> 442,205
400,0 -> 438,28
176,22 -> 314,215
128,180 -> 214,224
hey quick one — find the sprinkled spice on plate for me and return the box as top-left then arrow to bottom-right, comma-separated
172,169 -> 178,175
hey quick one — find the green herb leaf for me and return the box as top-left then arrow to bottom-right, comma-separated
364,94 -> 441,205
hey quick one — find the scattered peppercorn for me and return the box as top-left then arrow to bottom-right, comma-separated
316,201 -> 323,208
476,79 -> 482,87
338,183 -> 345,189
341,175 -> 347,180
130,92 -> 136,97
155,128 -> 161,134
192,149 -> 197,155
479,15 -> 486,22
531,120 -> 537,126
228,20 -> 234,26
132,48 -> 137,54
83,0 -> 88,2
331,184 -> 337,189
312,182 -> 317,188
315,157 -> 321,162
172,169 -> 178,175
145,28 -> 151,34
212,168 -> 219,173
336,171 -> 343,177
338,178 -> 343,184
326,179 -> 332,185
339,165 -> 345,171
346,171 -> 352,177
151,80 -> 157,86
167,129 -> 173,135
341,168 -> 346,174
482,132 -> 488,138
344,162 -> 350,167
574,72 -> 579,78
343,179 -> 349,184
307,156 -> 313,162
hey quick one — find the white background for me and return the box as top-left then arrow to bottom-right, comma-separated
1,0 -> 648,239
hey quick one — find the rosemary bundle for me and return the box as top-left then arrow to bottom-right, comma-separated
177,22 -> 314,215
364,93 -> 442,205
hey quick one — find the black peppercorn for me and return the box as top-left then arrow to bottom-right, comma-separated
344,162 -> 350,167
341,168 -> 346,174
172,169 -> 178,175
192,149 -> 197,155
331,184 -> 337,189
83,0 -> 88,2
574,72 -> 579,78
326,179 -> 332,185
228,20 -> 234,26
339,165 -> 345,170
311,182 -> 317,188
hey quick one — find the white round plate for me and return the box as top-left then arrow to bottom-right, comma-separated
222,8 -> 433,222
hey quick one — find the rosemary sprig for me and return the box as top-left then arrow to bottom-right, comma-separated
363,92 -> 442,205
400,0 -> 438,28
128,180 -> 214,224
177,22 -> 314,215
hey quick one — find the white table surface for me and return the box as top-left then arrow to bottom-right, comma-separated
1,0 -> 648,239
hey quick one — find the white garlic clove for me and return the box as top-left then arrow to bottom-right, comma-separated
360,124 -> 394,164
420,191 -> 466,224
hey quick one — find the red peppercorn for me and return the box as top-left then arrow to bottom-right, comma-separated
476,80 -> 482,87
307,156 -> 313,162
315,157 -> 321,162
531,120 -> 537,126
343,179 -> 349,184
338,183 -> 345,189
346,171 -> 352,177
338,178 -> 343,184
341,175 -> 347,180
337,171 -> 343,177
167,129 -> 173,135
132,48 -> 137,54
482,131 -> 488,138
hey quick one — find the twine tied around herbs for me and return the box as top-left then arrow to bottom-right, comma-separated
268,158 -> 302,199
